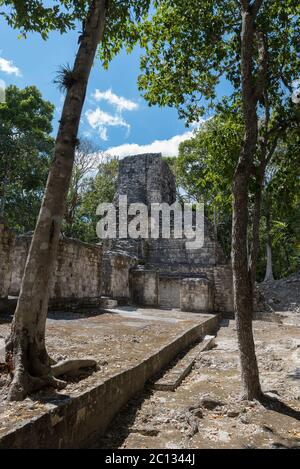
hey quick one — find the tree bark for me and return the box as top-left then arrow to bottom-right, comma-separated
249,167 -> 264,286
232,112 -> 262,400
232,1 -> 266,401
264,208 -> 274,281
5,0 -> 106,401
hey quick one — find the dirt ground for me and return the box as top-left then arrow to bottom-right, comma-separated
94,312 -> 300,449
0,307 -> 211,438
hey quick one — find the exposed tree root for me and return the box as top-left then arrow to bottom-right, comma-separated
7,366 -> 66,402
51,358 -> 97,377
5,333 -> 97,400
6,358 -> 97,401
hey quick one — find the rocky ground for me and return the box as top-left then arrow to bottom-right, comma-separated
257,270 -> 300,312
0,307 -> 211,438
94,313 -> 300,449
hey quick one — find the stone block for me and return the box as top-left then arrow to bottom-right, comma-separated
180,277 -> 214,313
130,269 -> 159,306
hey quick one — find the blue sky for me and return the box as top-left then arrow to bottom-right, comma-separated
0,18 -> 231,157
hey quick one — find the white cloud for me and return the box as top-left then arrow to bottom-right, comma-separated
85,107 -> 130,140
92,88 -> 138,112
99,127 -> 108,141
0,56 -> 21,76
105,130 -> 196,158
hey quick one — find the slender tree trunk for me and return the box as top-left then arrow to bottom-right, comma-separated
249,162 -> 265,286
264,242 -> 274,281
232,108 -> 262,400
264,209 -> 274,281
232,1 -> 266,401
249,91 -> 278,287
5,0 -> 106,401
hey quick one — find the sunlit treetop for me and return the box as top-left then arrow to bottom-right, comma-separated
0,0 -> 151,48
130,0 -> 300,123
0,1 -> 89,38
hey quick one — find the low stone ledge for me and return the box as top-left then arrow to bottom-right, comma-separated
0,314 -> 219,449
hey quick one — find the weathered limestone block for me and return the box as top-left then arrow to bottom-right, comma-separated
158,275 -> 181,308
103,251 -> 138,301
0,222 -> 15,299
180,277 -> 214,313
130,268 -> 159,306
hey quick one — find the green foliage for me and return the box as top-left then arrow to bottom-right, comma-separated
62,156 -> 119,242
261,132 -> 300,278
0,85 -> 54,231
99,0 -> 151,68
136,0 -> 300,278
137,0 -> 300,123
174,111 -> 300,276
170,112 -> 243,255
1,1 -> 152,51
0,0 -> 88,38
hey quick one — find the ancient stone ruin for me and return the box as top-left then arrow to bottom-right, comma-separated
0,153 -> 234,314
102,153 -> 233,314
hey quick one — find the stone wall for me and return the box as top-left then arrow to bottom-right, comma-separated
101,251 -> 137,301
1,152 -> 235,315
0,222 -> 15,299
115,153 -> 176,206
213,265 -> 234,313
104,152 -> 235,314
130,268 -> 159,306
180,278 -> 214,313
9,235 -> 102,301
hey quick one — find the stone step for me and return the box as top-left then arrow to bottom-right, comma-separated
99,297 -> 119,309
153,335 -> 215,391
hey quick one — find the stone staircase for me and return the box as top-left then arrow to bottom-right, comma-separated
153,335 -> 215,391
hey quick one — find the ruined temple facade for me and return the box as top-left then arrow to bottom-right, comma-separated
102,153 -> 234,313
0,153 -> 234,315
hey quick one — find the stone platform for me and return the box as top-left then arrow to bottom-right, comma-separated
0,307 -> 219,448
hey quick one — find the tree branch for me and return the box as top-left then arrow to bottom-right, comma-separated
251,0 -> 264,17
240,0 -> 250,12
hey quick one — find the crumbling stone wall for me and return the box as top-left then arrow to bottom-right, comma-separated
115,153 -> 176,206
130,268 -> 159,306
180,278 -> 214,313
9,235 -> 102,301
108,152 -> 235,314
1,152 -> 235,314
213,265 -> 234,313
0,222 -> 15,299
101,251 -> 137,301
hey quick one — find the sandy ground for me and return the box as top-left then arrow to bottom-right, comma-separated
93,312 -> 300,449
0,307 -> 211,438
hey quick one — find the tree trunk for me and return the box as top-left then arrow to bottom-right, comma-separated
231,2 -> 266,401
264,241 -> 274,281
5,0 -> 106,401
264,210 -> 274,281
249,162 -> 265,286
249,97 -> 278,287
232,113 -> 262,401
